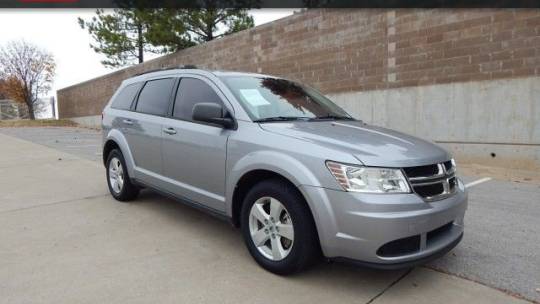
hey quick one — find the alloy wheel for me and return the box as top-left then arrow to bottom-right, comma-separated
108,157 -> 124,194
249,196 -> 295,261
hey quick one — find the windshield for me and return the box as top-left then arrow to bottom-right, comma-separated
220,76 -> 353,122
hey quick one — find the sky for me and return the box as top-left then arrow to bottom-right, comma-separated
0,9 -> 295,99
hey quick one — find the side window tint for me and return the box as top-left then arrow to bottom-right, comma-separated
135,78 -> 175,116
173,78 -> 223,121
111,83 -> 141,110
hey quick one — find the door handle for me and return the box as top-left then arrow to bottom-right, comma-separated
163,127 -> 177,135
122,119 -> 133,125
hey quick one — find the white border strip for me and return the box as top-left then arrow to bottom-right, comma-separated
465,177 -> 492,188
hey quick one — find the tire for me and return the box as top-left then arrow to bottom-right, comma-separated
240,179 -> 320,275
106,149 -> 139,202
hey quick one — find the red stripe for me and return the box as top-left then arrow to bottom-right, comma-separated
19,0 -> 78,3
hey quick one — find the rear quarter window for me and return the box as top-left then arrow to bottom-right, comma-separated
111,83 -> 141,110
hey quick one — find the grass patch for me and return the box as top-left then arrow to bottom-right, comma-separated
0,119 -> 78,128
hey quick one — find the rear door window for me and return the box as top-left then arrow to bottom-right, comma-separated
111,83 -> 141,110
173,78 -> 224,121
135,78 -> 175,116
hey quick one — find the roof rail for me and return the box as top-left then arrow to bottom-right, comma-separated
134,65 -> 199,76
181,64 -> 198,69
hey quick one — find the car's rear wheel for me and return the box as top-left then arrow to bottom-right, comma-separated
106,149 -> 139,201
240,179 -> 320,275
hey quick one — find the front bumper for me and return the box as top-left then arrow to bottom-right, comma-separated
300,182 -> 468,267
333,233 -> 463,269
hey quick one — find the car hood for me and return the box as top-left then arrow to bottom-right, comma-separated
259,120 -> 450,167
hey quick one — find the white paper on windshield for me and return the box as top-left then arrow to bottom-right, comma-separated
239,89 -> 271,106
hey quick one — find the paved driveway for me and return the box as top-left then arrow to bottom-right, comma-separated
0,127 -> 537,303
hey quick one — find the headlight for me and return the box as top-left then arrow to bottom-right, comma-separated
326,161 -> 411,193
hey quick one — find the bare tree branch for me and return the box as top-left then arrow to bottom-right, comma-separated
0,40 -> 55,120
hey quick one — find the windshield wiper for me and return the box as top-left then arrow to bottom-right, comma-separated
310,114 -> 355,121
254,116 -> 311,123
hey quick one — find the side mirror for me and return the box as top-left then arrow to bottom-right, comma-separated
192,103 -> 235,129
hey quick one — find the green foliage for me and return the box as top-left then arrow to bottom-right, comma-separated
182,9 -> 255,42
142,9 -> 196,54
79,8 -> 255,68
78,9 -> 159,68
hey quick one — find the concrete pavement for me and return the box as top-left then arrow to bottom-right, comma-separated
428,178 -> 540,302
0,127 -> 102,162
3,126 -> 540,302
0,130 -> 535,303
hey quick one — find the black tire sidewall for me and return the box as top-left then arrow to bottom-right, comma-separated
106,149 -> 138,201
240,179 -> 319,275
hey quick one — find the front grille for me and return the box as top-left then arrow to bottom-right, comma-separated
414,183 -> 444,197
403,161 -> 457,201
443,160 -> 453,172
403,164 -> 439,178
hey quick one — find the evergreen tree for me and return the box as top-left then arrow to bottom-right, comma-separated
79,8 -> 255,68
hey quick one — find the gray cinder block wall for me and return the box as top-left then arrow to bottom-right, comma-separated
57,9 -> 540,171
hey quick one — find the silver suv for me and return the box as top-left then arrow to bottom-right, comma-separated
102,67 -> 468,274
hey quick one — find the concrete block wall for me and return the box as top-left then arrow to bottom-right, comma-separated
328,77 -> 540,170
57,8 -> 540,170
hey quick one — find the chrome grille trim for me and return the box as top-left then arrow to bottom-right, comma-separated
407,163 -> 445,182
403,162 -> 457,202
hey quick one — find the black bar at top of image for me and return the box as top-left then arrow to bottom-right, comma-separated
1,0 -> 539,8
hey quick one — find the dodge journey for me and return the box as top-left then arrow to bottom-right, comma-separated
102,66 -> 468,275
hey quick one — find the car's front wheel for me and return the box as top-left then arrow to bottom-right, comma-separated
240,179 -> 320,275
106,149 -> 139,201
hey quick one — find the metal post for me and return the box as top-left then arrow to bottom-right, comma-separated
50,97 -> 56,119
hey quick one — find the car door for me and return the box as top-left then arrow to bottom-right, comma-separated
124,77 -> 176,184
160,76 -> 232,212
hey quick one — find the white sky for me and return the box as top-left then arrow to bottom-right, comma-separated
0,9 -> 295,96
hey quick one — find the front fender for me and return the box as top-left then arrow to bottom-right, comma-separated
226,151 -> 321,207
225,150 -> 337,246
105,129 -> 136,178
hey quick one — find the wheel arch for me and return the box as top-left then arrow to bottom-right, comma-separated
227,151 -> 322,227
102,140 -> 119,165
103,129 -> 136,177
231,169 -> 299,227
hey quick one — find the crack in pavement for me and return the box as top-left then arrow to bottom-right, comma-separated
362,265 -> 537,304
424,266 -> 539,304
365,268 -> 414,304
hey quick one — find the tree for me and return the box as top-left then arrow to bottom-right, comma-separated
0,76 -> 26,104
188,8 -> 254,42
0,41 -> 55,120
149,8 -> 254,44
141,9 -> 195,54
79,9 -> 160,67
79,8 -> 254,68
0,79 -> 7,99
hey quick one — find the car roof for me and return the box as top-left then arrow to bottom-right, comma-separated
211,70 -> 273,78
122,67 -> 277,86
